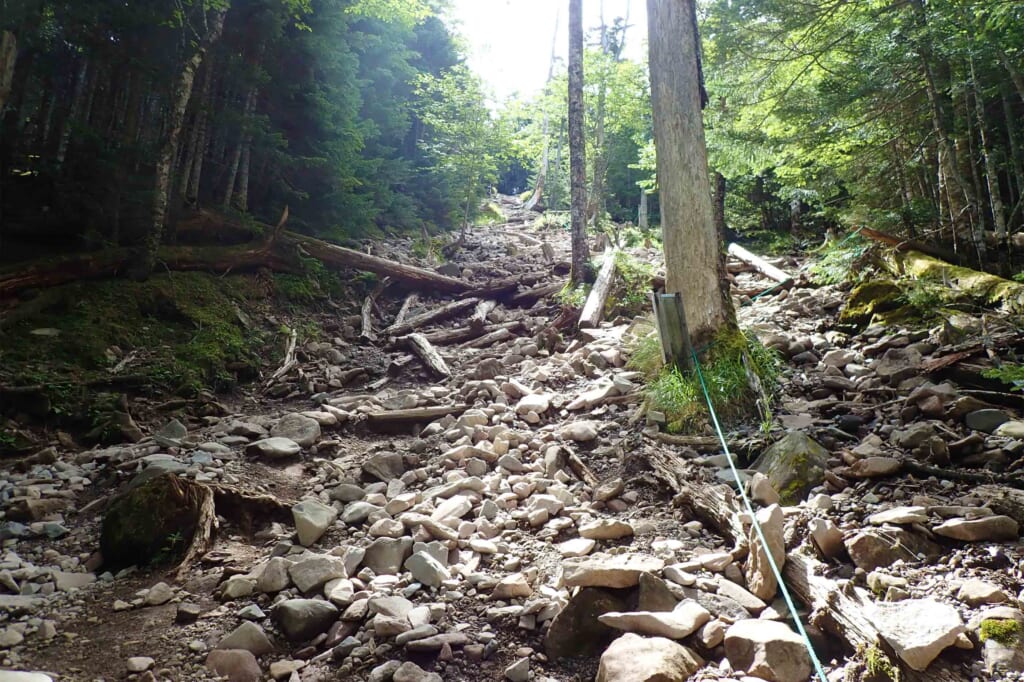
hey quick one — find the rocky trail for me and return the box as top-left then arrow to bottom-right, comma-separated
3,201 -> 1024,682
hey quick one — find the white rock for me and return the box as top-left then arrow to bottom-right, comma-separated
292,499 -> 338,547
579,519 -> 634,540
868,599 -> 966,671
724,619 -> 813,682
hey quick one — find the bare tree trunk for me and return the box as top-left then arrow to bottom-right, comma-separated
0,31 -> 16,113
56,57 -> 89,170
524,10 -> 560,212
179,61 -> 213,204
999,48 -> 1024,104
647,0 -> 735,348
712,171 -> 727,238
1001,88 -> 1024,210
140,5 -> 228,278
971,58 -> 1008,259
568,0 -> 590,284
891,139 -> 916,238
638,189 -> 649,230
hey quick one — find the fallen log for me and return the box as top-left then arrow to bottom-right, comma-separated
727,243 -> 793,284
392,293 -> 419,329
281,232 -> 472,294
264,327 -> 298,388
365,404 -> 469,432
403,333 -> 452,379
785,552 -> 969,682
882,248 -> 1024,314
509,280 -> 563,307
404,320 -> 523,347
859,225 -> 961,264
974,484 -> 1024,526
578,250 -> 619,329
461,326 -> 514,349
384,298 -> 479,337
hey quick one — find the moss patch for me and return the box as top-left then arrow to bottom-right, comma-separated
839,279 -> 904,327
633,326 -> 780,433
980,618 -> 1022,646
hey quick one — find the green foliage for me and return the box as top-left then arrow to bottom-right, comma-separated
860,644 -> 901,682
556,281 -> 590,308
980,618 -> 1022,646
898,279 -> 945,319
810,235 -> 872,285
981,364 -> 1024,392
638,328 -> 781,433
609,252 -> 655,317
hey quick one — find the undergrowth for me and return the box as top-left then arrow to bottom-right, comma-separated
810,233 -> 873,284
629,326 -> 781,433
608,252 -> 655,317
981,363 -> 1024,392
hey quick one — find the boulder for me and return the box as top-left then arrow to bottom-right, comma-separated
217,622 -> 274,656
957,579 -> 1009,607
868,599 -> 965,671
362,451 -> 405,482
270,413 -> 321,447
405,552 -> 449,589
545,587 -> 632,660
362,537 -> 414,575
245,437 -> 301,460
746,504 -> 785,601
596,633 -> 703,682
291,499 -> 337,547
724,619 -> 813,682
965,409 -> 1011,433
751,432 -> 829,504
933,516 -> 1019,542
845,528 -> 941,571
578,519 -> 634,540
206,649 -> 261,682
561,553 -> 664,589
598,601 -> 710,639
874,347 -> 923,384
273,599 -> 339,642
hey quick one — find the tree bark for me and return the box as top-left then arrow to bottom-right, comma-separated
578,249 -> 618,329
56,57 -> 89,170
1001,88 -> 1024,206
970,58 -> 1007,259
140,5 -> 229,278
638,189 -> 649,230
647,0 -> 735,347
568,0 -> 590,284
0,31 -> 16,114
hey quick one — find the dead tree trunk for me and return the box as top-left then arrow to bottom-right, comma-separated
141,5 -> 229,278
568,0 -> 590,284
578,250 -> 618,329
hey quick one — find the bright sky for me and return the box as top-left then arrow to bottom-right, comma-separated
447,0 -> 648,104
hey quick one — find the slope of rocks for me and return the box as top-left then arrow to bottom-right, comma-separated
2,207 -> 1024,682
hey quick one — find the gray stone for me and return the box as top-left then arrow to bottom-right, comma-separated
966,409 -> 1011,433
362,537 -> 414,575
270,413 -> 321,448
405,552 -> 449,588
957,579 -> 1009,607
598,601 -> 710,639
868,599 -> 965,671
875,347 -> 923,384
394,662 -> 442,682
596,633 -> 703,682
362,451 -> 405,482
725,619 -> 813,682
867,506 -> 929,525
933,516 -> 1019,542
255,557 -> 292,593
246,437 -> 301,460
545,587 -> 631,660
746,504 -> 785,601
292,499 -> 337,547
562,553 -> 664,589
206,649 -> 261,682
0,674 -> 55,682
578,519 -> 634,540
218,621 -> 274,656
273,599 -> 339,642
289,556 -> 348,593
751,432 -> 829,504
153,419 -> 188,447
504,657 -> 530,682
890,422 -> 936,449
845,528 -> 941,571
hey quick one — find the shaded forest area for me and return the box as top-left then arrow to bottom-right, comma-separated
0,0 -> 499,271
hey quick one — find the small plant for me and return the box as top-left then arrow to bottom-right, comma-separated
898,278 -> 944,318
556,281 -> 589,308
627,330 -> 664,379
982,363 -> 1024,392
860,644 -> 901,681
980,618 -> 1022,646
154,531 -> 185,565
638,328 -> 781,433
609,253 -> 656,317
810,234 -> 872,285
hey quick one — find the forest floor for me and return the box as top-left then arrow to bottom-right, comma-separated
2,199 -> 1024,682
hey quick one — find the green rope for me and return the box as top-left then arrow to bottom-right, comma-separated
691,349 -> 830,682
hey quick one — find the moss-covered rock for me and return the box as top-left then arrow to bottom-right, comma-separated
100,472 -> 206,570
751,431 -> 829,504
839,280 -> 903,327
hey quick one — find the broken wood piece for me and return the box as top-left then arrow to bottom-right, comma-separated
541,242 -> 555,263
727,243 -> 793,284
566,451 -> 599,487
414,320 -> 523,347
384,298 -> 479,337
365,404 -> 470,432
264,327 -> 298,387
461,327 -> 514,349
578,249 -> 619,329
509,280 -> 563,307
403,333 -> 452,379
470,300 -> 498,329
393,293 -> 419,328
650,431 -> 728,453
360,277 -> 389,343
